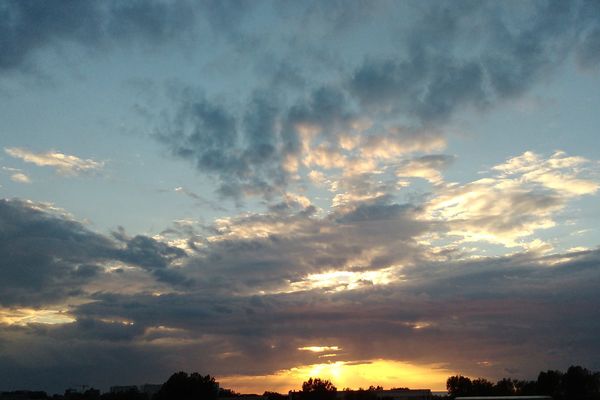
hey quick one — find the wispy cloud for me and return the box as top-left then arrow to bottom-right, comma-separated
5,147 -> 104,176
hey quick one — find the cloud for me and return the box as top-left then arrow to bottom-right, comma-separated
156,85 -> 366,200
156,89 -> 282,199
0,0 -> 200,73
5,147 -> 104,176
9,172 -> 31,183
0,199 -> 187,307
396,155 -> 455,185
155,82 -> 453,200
423,151 -> 599,249
3,245 -> 599,393
1,183 -> 600,392
347,1 -> 596,122
492,151 -> 599,196
173,186 -> 228,211
149,1 -> 600,200
2,167 -> 31,183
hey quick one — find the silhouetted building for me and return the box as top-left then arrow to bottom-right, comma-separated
109,386 -> 139,394
64,388 -> 100,400
0,391 -> 47,400
139,384 -> 162,397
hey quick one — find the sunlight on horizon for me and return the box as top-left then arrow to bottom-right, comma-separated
219,359 -> 452,394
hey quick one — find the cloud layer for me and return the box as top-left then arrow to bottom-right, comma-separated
150,0 -> 600,199
1,149 -> 599,391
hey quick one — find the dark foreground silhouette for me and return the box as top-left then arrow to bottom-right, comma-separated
2,365 -> 600,400
446,365 -> 600,399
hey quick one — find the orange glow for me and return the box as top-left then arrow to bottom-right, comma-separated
0,308 -> 75,325
218,359 -> 451,394
298,346 -> 340,353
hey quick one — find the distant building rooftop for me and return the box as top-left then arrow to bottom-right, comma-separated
0,392 -> 48,400
109,385 -> 139,394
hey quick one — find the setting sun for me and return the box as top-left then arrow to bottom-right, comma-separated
219,360 -> 452,394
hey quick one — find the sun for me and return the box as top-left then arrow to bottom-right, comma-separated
219,359 -> 452,394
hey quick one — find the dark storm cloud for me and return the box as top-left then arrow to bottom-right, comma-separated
0,199 -> 187,306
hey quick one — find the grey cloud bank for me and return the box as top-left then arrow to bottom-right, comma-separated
2,181 -> 600,392
0,199 -> 188,307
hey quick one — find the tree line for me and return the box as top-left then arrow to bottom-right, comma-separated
3,365 -> 600,400
446,365 -> 600,399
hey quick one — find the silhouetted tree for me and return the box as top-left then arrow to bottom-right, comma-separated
154,371 -> 219,400
299,378 -> 337,400
219,388 -> 240,397
513,379 -> 537,396
563,365 -> 598,400
537,369 -> 563,398
344,386 -> 380,400
471,378 -> 494,396
446,375 -> 472,398
444,366 -> 600,400
263,391 -> 288,400
494,378 -> 515,396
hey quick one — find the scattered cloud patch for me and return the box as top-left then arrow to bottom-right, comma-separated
5,147 -> 104,176
2,166 -> 31,183
10,172 -> 31,183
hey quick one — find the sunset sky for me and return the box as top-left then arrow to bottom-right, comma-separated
1,0 -> 600,394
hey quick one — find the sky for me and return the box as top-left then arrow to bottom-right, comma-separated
1,0 -> 600,395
